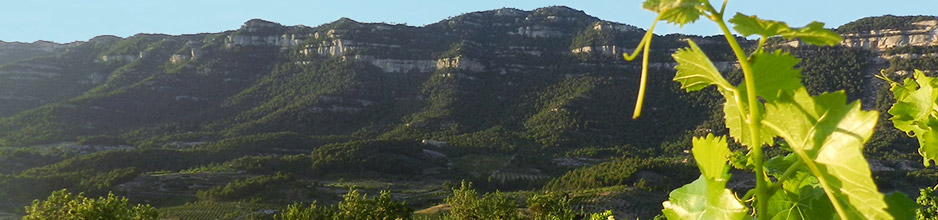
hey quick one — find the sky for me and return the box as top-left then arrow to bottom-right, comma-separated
1,0 -> 936,43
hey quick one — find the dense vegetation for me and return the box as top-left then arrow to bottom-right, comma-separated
545,157 -> 694,191
793,46 -> 871,100
277,189 -> 412,220
837,15 -> 937,33
24,189 -> 158,220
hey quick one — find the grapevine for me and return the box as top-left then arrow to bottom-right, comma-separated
627,0 -> 917,219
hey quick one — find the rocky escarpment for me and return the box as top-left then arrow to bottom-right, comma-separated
842,19 -> 938,50
0,41 -> 72,66
834,16 -> 938,76
225,19 -> 312,47
570,22 -> 640,56
839,15 -> 938,51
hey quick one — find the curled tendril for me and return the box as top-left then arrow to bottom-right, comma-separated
624,16 -> 661,119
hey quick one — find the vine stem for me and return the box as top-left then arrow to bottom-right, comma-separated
625,16 -> 661,119
742,159 -> 803,202
762,120 -> 851,219
705,2 -> 768,219
765,160 -> 803,195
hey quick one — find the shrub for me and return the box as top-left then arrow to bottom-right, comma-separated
24,189 -> 158,220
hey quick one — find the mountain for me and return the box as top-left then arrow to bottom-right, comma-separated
0,7 -> 936,219
0,6 -> 727,149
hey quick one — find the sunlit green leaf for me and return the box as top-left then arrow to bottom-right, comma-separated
729,13 -> 841,46
672,40 -> 735,95
692,134 -> 730,180
766,168 -> 834,220
670,39 -> 775,148
886,70 -> 938,166
642,0 -> 703,27
662,176 -> 748,220
663,134 -> 747,220
780,22 -> 842,46
765,88 -> 890,219
729,13 -> 789,38
723,91 -> 777,147
739,50 -> 802,102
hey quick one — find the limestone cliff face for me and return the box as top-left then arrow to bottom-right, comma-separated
226,34 -> 310,47
101,54 -> 139,62
569,21 -> 640,57
225,19 -> 312,48
571,45 -> 625,56
0,41 -> 72,66
301,36 -> 483,73
371,59 -> 438,73
299,38 -> 437,73
841,20 -> 938,50
436,56 -> 484,72
514,26 -> 565,38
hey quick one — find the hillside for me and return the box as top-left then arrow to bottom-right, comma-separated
1,7 -> 937,219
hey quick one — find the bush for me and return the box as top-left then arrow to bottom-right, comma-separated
276,189 -> 412,220
443,181 -> 615,220
24,189 -> 158,220
445,181 -> 522,220
526,192 -> 577,220
918,187 -> 938,220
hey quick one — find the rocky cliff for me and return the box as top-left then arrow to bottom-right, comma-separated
0,40 -> 72,66
841,19 -> 938,50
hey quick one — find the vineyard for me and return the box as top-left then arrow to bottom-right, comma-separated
159,201 -> 275,220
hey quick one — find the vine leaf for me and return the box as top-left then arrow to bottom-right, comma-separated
672,40 -> 734,95
766,170 -> 834,220
886,70 -> 938,166
642,0 -> 703,27
765,88 -> 891,219
739,50 -> 802,102
723,95 -> 776,147
781,22 -> 842,46
884,192 -> 918,220
765,154 -> 834,220
662,134 -> 747,220
728,13 -> 788,38
729,13 -> 841,46
691,134 -> 730,180
671,39 -> 775,147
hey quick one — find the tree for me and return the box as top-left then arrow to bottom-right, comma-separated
24,189 -> 158,220
276,188 -> 412,220
445,181 -> 522,220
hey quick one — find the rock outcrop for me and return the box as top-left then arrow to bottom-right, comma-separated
514,26 -> 565,38
101,54 -> 139,62
371,58 -> 437,73
571,45 -> 626,56
841,20 -> 938,51
436,56 -> 484,72
226,34 -> 310,48
0,40 -> 71,66
225,19 -> 312,48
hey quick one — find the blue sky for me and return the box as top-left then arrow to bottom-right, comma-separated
1,0 -> 936,43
